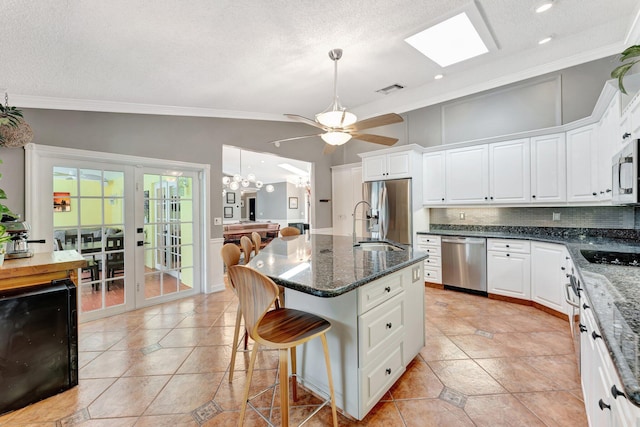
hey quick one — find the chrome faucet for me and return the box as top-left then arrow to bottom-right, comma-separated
352,200 -> 376,246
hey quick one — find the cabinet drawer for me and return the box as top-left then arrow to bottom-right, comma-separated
424,266 -> 442,284
359,293 -> 404,366
358,273 -> 404,314
418,245 -> 441,257
417,235 -> 441,246
423,255 -> 441,268
360,340 -> 404,415
487,238 -> 530,254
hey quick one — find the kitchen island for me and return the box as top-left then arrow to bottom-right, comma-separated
247,234 -> 427,420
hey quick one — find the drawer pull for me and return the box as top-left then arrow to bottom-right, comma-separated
611,385 -> 626,399
598,399 -> 611,411
384,286 -> 391,293
386,322 -> 392,329
592,331 -> 602,341
506,253 -> 510,257
561,267 -> 566,270
385,368 -> 392,375
426,272 -> 431,276
505,244 -> 510,248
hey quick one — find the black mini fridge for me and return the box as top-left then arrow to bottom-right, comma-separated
0,279 -> 78,415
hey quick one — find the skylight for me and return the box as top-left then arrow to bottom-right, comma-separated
405,11 -> 492,67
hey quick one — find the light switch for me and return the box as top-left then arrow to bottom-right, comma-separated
214,217 -> 222,225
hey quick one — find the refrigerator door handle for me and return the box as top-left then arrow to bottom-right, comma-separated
380,184 -> 389,239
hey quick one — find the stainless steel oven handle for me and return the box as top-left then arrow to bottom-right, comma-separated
565,282 -> 580,308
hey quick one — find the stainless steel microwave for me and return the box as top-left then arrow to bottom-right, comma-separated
612,139 -> 640,204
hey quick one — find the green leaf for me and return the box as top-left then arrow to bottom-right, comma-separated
620,45 -> 640,62
0,189 -> 6,199
611,62 -> 638,94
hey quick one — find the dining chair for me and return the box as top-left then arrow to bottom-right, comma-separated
240,235 -> 253,264
280,226 -> 301,237
104,235 -> 124,290
251,231 -> 261,256
227,265 -> 337,427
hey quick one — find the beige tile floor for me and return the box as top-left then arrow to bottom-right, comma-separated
0,285 -> 588,426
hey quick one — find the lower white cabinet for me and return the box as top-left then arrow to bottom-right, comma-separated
416,234 -> 442,284
580,293 -> 636,427
530,241 -> 568,314
487,239 -> 531,300
286,262 -> 424,420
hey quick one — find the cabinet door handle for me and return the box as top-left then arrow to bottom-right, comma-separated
606,188 -> 612,193
385,368 -> 392,375
386,322 -> 393,329
385,286 -> 391,293
532,195 -> 536,198
592,331 -> 602,340
579,324 -> 587,333
611,385 -> 626,399
598,399 -> 611,411
484,196 -> 488,200
583,303 -> 590,310
623,132 -> 631,139
506,253 -> 510,257
592,192 -> 598,196
490,196 -> 494,200
561,267 -> 566,270
505,244 -> 510,248
441,198 -> 445,201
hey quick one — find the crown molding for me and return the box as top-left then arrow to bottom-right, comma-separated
11,94 -> 289,122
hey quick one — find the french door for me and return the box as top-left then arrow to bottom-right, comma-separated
26,145 -> 205,322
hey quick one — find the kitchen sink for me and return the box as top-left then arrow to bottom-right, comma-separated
580,249 -> 640,267
354,241 -> 404,252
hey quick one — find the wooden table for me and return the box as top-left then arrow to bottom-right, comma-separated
0,250 -> 86,291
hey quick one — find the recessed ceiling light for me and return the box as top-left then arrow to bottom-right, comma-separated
434,74 -> 444,80
535,2 -> 553,13
405,10 -> 494,67
538,36 -> 553,45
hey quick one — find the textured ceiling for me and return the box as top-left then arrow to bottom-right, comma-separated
1,0 -> 639,121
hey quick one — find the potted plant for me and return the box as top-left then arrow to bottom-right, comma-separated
0,97 -> 32,147
611,45 -> 640,94
0,158 -> 17,265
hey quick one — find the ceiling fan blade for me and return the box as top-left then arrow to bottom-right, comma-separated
284,114 -> 327,130
351,133 -> 398,146
344,113 -> 404,132
323,144 -> 337,155
268,134 -> 322,144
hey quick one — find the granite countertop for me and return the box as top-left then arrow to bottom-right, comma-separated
418,226 -> 640,406
247,234 -> 427,298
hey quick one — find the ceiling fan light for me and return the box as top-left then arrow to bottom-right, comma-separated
316,110 -> 357,128
321,131 -> 352,146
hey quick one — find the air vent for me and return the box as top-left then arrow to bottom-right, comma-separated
376,84 -> 405,95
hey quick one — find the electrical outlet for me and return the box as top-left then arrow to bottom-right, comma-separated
459,212 -> 465,220
214,217 -> 222,225
552,212 -> 561,221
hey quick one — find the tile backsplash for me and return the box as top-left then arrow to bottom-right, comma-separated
430,206 -> 640,229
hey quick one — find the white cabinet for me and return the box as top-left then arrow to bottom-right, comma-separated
595,93 -> 620,200
630,92 -> 640,140
416,234 -> 441,284
487,239 -> 531,300
287,262 -> 424,420
362,151 -> 411,181
530,133 -> 566,203
489,138 -> 531,203
445,145 -> 489,204
566,125 -> 600,202
530,242 -> 568,314
422,152 -> 446,205
580,293 -> 636,427
331,164 -> 362,236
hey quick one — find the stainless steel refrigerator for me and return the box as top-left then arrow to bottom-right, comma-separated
363,178 -> 412,245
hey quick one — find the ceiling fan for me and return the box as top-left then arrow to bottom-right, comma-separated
272,48 -> 404,154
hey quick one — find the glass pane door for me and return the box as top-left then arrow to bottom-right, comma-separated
52,165 -> 133,316
141,171 -> 199,303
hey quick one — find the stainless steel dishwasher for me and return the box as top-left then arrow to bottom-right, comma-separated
441,237 -> 487,294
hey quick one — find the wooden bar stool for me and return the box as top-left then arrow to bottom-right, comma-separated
251,231 -> 261,256
279,226 -> 301,237
228,265 -> 338,427
240,235 -> 253,264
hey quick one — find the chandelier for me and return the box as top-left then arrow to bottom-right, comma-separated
222,148 -> 274,194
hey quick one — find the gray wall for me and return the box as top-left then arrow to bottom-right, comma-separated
0,109 -> 333,237
257,182 -> 287,220
430,206 -> 638,230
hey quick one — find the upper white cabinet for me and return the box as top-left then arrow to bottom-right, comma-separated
566,125 -> 599,202
362,151 -> 411,181
595,93 -> 620,201
445,145 -> 489,204
530,133 -> 566,203
621,91 -> 640,142
489,138 -> 531,203
422,152 -> 446,205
